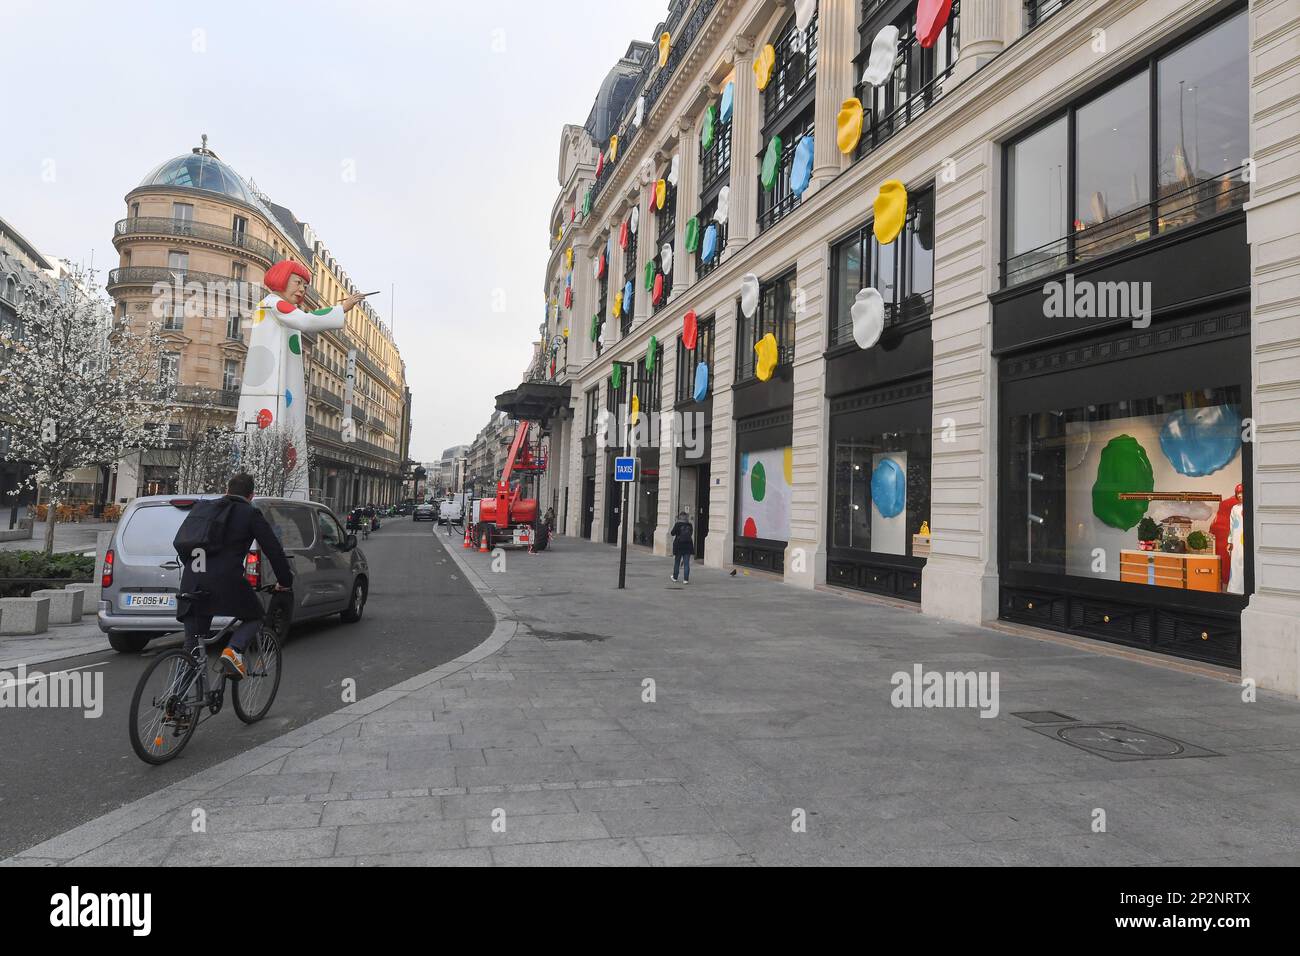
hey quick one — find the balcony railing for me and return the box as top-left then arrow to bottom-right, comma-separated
1025,0 -> 1074,31
700,117 -> 732,195
758,124 -> 814,234
310,384 -> 344,409
830,292 -> 933,348
763,12 -> 819,122
172,385 -> 241,408
114,217 -> 277,263
107,267 -> 266,312
853,2 -> 960,163
1000,167 -> 1249,287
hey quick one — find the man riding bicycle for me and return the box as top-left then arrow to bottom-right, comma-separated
175,473 -> 294,679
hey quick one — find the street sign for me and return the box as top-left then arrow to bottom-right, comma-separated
614,457 -> 636,482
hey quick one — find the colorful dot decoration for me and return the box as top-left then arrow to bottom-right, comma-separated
257,408 -> 273,430
288,333 -> 301,355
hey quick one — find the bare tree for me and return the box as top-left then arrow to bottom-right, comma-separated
1,268 -> 170,554
234,424 -> 312,499
174,402 -> 237,494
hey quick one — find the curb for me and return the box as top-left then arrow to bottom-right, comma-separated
6,531 -> 515,864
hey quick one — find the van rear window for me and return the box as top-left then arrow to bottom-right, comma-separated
120,505 -> 187,559
257,504 -> 315,551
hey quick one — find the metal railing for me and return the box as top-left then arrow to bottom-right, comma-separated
114,217 -> 278,263
763,12 -> 818,121
853,2 -> 960,163
1000,167 -> 1249,287
700,118 -> 732,195
107,267 -> 266,312
310,384 -> 343,409
1026,0 -> 1074,31
173,385 -> 240,408
758,122 -> 814,234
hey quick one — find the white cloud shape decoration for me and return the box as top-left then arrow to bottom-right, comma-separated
851,288 -> 885,349
740,273 -> 760,319
661,243 -> 673,276
714,185 -> 730,225
634,95 -> 645,127
639,157 -> 654,186
794,0 -> 817,32
630,205 -> 640,235
668,153 -> 680,188
862,26 -> 901,87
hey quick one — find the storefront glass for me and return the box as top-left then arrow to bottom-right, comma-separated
831,425 -> 931,556
1006,385 -> 1246,597
736,446 -> 791,542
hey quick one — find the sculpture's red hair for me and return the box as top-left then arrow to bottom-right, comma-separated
263,259 -> 312,293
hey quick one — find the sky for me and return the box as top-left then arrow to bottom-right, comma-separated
0,0 -> 669,462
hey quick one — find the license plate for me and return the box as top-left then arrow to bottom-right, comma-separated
122,593 -> 176,609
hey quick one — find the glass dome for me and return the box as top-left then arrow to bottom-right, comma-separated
137,146 -> 261,206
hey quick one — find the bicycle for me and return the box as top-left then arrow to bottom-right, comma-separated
128,585 -> 287,765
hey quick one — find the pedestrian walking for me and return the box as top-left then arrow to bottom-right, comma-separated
669,510 -> 694,584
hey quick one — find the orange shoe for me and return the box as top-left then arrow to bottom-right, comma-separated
221,647 -> 247,679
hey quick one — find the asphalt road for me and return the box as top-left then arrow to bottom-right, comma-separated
0,521 -> 493,858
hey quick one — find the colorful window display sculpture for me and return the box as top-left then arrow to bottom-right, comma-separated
661,243 -> 673,276
685,217 -> 700,253
714,185 -> 730,224
916,0 -> 953,49
609,135 -> 619,162
596,151 -> 605,177
738,447 -> 793,540
647,336 -> 658,372
693,362 -> 709,402
590,312 -> 600,342
630,205 -> 640,235
624,280 -> 634,311
740,273 -> 760,318
653,273 -> 665,305
761,136 -> 783,192
237,260 -> 346,500
668,153 -> 680,187
683,309 -> 698,349
612,291 -> 623,319
582,189 -> 592,216
755,332 -> 779,381
611,363 -> 622,389
634,95 -> 645,127
659,31 -> 671,67
1158,405 -> 1242,477
851,288 -> 885,348
794,0 -> 817,31
644,259 -> 657,292
565,247 -> 573,271
701,223 -> 720,262
1091,435 -> 1156,530
870,458 -> 906,518
701,104 -> 717,151
655,178 -> 667,210
564,285 -> 572,309
754,43 -> 776,91
863,26 -> 901,86
791,135 -> 814,197
631,393 -> 641,425
873,179 -> 908,244
594,247 -> 606,279
720,81 -> 735,123
837,98 -> 864,154
619,219 -> 629,249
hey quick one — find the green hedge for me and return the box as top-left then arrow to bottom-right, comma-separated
0,551 -> 95,597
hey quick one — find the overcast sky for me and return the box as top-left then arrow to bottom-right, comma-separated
1,0 -> 669,462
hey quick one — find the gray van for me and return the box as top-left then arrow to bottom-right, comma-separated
98,494 -> 369,653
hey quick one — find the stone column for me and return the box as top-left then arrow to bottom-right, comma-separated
705,299 -> 738,569
921,141 -> 999,626
954,0 -> 1008,83
785,242 -> 830,588
1241,0 -> 1300,698
672,110 -> 700,296
810,0 -> 856,193
726,37 -> 759,252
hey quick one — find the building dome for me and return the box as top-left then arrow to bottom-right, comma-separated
137,138 -> 263,207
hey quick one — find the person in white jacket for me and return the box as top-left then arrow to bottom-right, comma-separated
235,259 -> 368,499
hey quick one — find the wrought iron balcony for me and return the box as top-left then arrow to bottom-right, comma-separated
107,267 -> 266,312
757,123 -> 814,235
310,384 -> 344,409
172,385 -> 241,408
1025,0 -> 1074,31
700,118 -> 732,196
853,1 -> 960,164
114,217 -> 277,263
1000,167 -> 1249,287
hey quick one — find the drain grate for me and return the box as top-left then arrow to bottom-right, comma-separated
1011,711 -> 1078,724
1026,722 -> 1220,762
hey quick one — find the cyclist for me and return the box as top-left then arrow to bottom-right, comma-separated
175,472 -> 294,679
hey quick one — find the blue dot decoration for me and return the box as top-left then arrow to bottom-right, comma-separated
701,223 -> 719,263
870,458 -> 906,518
720,81 -> 734,123
1158,405 -> 1242,477
693,362 -> 709,402
791,135 -> 814,198
740,451 -> 750,475
623,280 -> 634,309
284,388 -> 293,407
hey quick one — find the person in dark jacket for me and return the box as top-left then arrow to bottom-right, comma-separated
175,472 -> 293,678
669,511 -> 694,584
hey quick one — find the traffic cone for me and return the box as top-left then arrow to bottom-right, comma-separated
463,524 -> 471,549
478,528 -> 489,553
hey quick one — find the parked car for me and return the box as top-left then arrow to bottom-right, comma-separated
98,494 -> 369,653
413,502 -> 437,522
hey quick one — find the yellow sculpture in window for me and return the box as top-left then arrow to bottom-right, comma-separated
836,98 -> 864,154
609,134 -> 619,163
873,179 -> 908,244
659,32 -> 671,67
754,44 -> 776,91
755,332 -> 779,381
612,290 -> 623,319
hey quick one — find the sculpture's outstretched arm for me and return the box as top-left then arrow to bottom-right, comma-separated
274,300 -> 346,332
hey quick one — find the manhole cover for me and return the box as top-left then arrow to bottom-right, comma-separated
1026,722 -> 1219,762
1011,711 -> 1077,724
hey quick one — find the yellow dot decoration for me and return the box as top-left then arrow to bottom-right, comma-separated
631,393 -> 641,425
655,179 -> 666,210
754,44 -> 776,91
565,247 -> 573,271
659,32 -> 671,67
783,447 -> 793,484
754,333 -> 778,381
873,179 -> 908,244
252,308 -> 267,325
609,135 -> 619,163
836,98 -> 864,155
613,291 -> 623,319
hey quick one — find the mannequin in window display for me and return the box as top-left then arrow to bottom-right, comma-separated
1226,483 -> 1245,595
1210,483 -> 1244,591
235,260 -> 366,500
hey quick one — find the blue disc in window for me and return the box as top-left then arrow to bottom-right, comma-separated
720,81 -> 734,123
701,223 -> 719,263
1158,405 -> 1241,477
623,279 -> 634,308
791,135 -> 814,197
870,458 -> 906,518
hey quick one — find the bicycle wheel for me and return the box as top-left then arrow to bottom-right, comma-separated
129,649 -> 202,765
232,624 -> 282,724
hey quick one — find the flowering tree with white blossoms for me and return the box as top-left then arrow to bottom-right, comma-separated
0,268 -> 170,554
233,423 -> 312,500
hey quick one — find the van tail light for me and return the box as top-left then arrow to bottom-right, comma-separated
102,549 -> 114,588
244,550 -> 261,588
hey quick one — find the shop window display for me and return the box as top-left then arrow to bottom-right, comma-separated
831,426 -> 931,557
737,446 -> 792,542
1006,386 -> 1245,596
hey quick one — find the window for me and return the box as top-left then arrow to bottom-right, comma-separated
620,214 -> 638,337
316,509 -> 345,549
172,202 -> 194,234
737,446 -> 792,542
698,76 -> 733,279
758,13 -> 818,234
223,359 -> 239,391
852,1 -> 959,160
1002,10 -> 1248,286
676,316 -> 715,404
261,504 -> 315,551
584,387 -> 600,437
167,251 -> 188,277
831,425 -> 931,555
829,187 -> 934,346
736,271 -> 796,382
232,215 -> 248,247
159,351 -> 179,385
651,169 -> 677,314
130,202 -> 140,219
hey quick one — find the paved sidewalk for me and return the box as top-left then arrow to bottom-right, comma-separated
7,533 -> 1300,866
0,521 -> 112,554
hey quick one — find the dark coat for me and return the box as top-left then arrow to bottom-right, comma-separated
176,496 -> 294,623
669,520 -> 694,556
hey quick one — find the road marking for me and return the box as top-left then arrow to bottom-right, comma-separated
0,661 -> 102,689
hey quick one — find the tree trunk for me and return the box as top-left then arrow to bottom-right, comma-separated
43,497 -> 57,556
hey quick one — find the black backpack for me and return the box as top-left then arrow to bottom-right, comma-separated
173,497 -> 236,560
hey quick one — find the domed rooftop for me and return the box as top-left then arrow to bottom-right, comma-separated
137,136 -> 265,209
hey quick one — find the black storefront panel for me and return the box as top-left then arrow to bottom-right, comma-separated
825,378 -> 932,603
734,409 -> 793,572
998,309 -> 1251,666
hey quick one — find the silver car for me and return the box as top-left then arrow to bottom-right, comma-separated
98,494 -> 369,653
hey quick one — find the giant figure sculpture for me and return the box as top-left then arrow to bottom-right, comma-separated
235,260 -> 365,499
